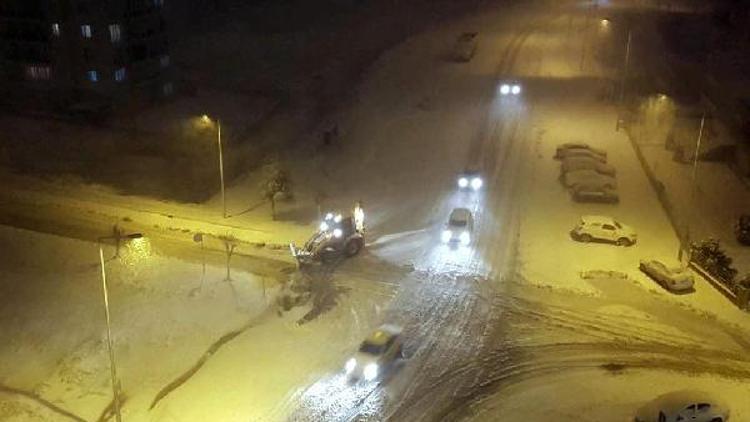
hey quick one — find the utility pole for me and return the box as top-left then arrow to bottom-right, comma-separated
679,112 -> 706,263
99,246 -> 122,422
217,119 -> 226,219
616,28 -> 632,131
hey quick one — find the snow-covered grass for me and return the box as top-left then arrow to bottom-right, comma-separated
0,225 -> 270,421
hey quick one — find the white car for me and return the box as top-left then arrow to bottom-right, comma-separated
457,171 -> 483,191
570,215 -> 636,246
640,260 -> 695,293
442,208 -> 474,245
634,390 -> 730,422
345,324 -> 403,382
499,81 -> 522,96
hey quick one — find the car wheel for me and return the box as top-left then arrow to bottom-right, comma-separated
344,238 -> 363,257
617,237 -> 631,246
579,234 -> 592,243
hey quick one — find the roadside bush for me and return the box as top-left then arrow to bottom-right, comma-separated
690,238 -> 738,285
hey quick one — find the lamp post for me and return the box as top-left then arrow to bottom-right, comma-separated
97,230 -> 143,422
202,115 -> 226,218
616,27 -> 632,131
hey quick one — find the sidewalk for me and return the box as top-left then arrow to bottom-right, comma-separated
630,117 -> 750,274
0,168 -> 313,267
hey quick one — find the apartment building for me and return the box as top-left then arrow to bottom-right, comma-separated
0,0 -> 173,114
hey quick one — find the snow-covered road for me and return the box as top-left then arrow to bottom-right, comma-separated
288,0 -> 750,421
2,1 -> 750,421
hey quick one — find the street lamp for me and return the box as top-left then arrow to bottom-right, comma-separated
202,114 -> 227,218
97,230 -> 143,422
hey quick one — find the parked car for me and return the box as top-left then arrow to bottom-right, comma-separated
452,31 -> 478,62
345,324 -> 403,382
571,184 -> 619,204
639,259 -> 695,293
555,142 -> 607,160
442,208 -> 474,245
562,169 -> 617,190
556,148 -> 608,163
570,215 -> 636,246
734,214 -> 750,245
634,390 -> 730,422
561,156 -> 616,176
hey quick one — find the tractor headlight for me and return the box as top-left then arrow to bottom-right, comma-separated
471,177 -> 483,190
333,228 -> 343,238
325,212 -> 334,220
441,230 -> 453,243
334,214 -> 342,223
319,221 -> 329,231
458,177 -> 469,188
345,358 -> 357,374
460,231 -> 471,245
363,363 -> 379,381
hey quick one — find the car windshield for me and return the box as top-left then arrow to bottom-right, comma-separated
449,219 -> 467,227
359,341 -> 385,355
615,222 -> 622,229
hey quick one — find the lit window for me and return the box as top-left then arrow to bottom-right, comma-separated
108,24 -> 121,43
114,67 -> 126,82
87,70 -> 98,82
162,82 -> 173,96
81,24 -> 92,38
159,55 -> 170,68
27,66 -> 51,80
51,23 -> 60,37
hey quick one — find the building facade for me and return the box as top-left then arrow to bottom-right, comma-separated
0,0 -> 173,114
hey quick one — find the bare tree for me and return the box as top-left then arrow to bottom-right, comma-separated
218,234 -> 238,281
260,159 -> 291,220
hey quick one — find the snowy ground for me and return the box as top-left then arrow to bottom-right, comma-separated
0,225 -> 275,421
2,0 -> 750,421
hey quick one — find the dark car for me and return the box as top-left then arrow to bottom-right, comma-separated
571,184 -> 619,204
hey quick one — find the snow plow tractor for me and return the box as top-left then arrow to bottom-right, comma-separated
290,205 -> 365,266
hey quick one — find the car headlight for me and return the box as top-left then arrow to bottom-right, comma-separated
460,231 -> 471,245
345,358 -> 356,374
500,84 -> 510,95
511,84 -> 521,95
441,230 -> 452,243
458,177 -> 469,188
471,177 -> 483,190
319,221 -> 329,231
363,363 -> 379,381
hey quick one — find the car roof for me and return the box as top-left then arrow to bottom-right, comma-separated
581,215 -> 615,224
450,208 -> 471,220
559,142 -> 590,148
574,183 -> 613,192
364,324 -> 402,346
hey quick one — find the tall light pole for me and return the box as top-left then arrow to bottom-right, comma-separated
616,28 -> 632,131
202,115 -> 226,218
97,230 -> 143,422
680,112 -> 706,263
